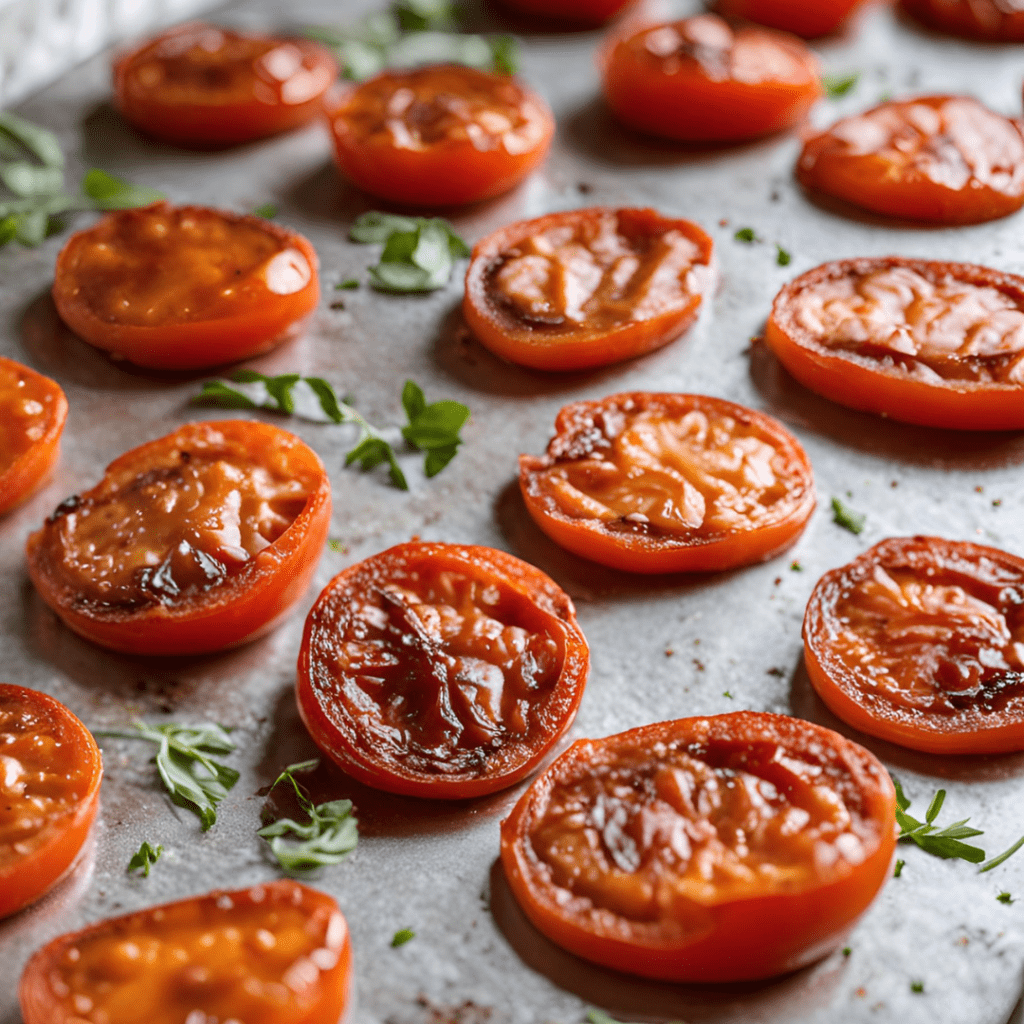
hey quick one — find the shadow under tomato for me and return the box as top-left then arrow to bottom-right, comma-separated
795,181 -> 967,231
488,858 -> 848,1023
749,340 -> 1024,471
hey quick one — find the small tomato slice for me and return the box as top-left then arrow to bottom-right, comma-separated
0,684 -> 101,919
26,420 -> 331,657
520,393 -> 816,573
113,23 -> 337,147
600,15 -> 822,142
901,0 -> 1024,40
327,64 -> 554,206
715,0 -> 867,37
297,541 -> 589,799
766,257 -> 1024,430
797,95 -> 1024,225
0,356 -> 67,516
463,207 -> 714,371
495,0 -> 636,24
805,536 -> 1024,755
500,711 -> 896,982
19,880 -> 351,1024
52,202 -> 320,371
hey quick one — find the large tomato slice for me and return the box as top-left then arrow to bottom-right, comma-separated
495,0 -> 636,24
19,881 -> 351,1024
519,393 -> 816,573
715,0 -> 867,37
500,711 -> 896,982
901,0 -> 1024,40
0,684 -> 102,919
804,536 -> 1024,755
463,207 -> 714,371
766,256 -> 1024,430
26,420 -> 331,656
297,541 -> 590,799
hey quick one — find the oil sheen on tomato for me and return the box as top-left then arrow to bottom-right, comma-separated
0,362 -> 58,476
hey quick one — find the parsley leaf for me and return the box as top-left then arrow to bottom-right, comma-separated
351,212 -> 470,292
734,227 -> 759,243
128,841 -> 163,877
823,72 -> 859,98
893,777 -> 986,863
831,496 -> 866,535
776,244 -> 792,266
391,927 -> 416,946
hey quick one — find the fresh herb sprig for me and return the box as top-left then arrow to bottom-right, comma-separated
258,759 -> 359,872
128,841 -> 163,877
831,496 -> 865,535
895,780 -> 985,862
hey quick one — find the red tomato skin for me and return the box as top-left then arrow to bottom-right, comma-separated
52,204 -> 320,371
716,0 -> 867,37
495,0 -> 636,24
767,257 -> 1024,431
901,0 -> 1024,39
501,712 -> 896,983
0,357 -> 68,516
26,420 -> 331,657
0,685 -> 102,920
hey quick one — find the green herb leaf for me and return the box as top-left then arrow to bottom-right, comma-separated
234,370 -> 301,413
400,380 -> 469,477
391,927 -> 416,946
776,244 -> 792,267
842,946 -> 852,956
393,0 -> 455,31
81,168 -> 163,210
979,832 -> 1024,873
823,72 -> 859,98
191,380 -> 260,409
910,980 -> 924,994
488,34 -> 519,75
0,214 -> 17,246
327,538 -> 349,553
0,112 -> 64,168
336,278 -> 360,289
401,379 -> 427,422
892,777 -> 987,865
997,891 -> 1015,904
252,202 -> 278,219
1,162 -> 64,199
128,841 -> 163,877
894,858 -> 905,877
349,210 -> 420,244
353,214 -> 469,293
790,561 -> 803,571
734,227 -> 759,243
831,496 -> 865,535
925,789 -> 946,824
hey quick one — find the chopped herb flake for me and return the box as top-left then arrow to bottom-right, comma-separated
894,858 -> 905,877
997,891 -> 1014,904
733,227 -> 759,243
823,72 -> 859,98
336,278 -> 359,289
252,202 -> 278,219
391,927 -> 416,946
831,497 -> 866,535
910,981 -> 924,994
128,841 -> 163,877
776,244 -> 792,266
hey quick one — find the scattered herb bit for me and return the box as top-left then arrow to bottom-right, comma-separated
336,278 -> 359,290
328,538 -> 349,553
979,832 -> 1024,873
790,561 -> 803,571
842,946 -> 852,957
81,169 -> 164,211
733,227 -> 759,243
997,891 -> 1015,904
391,927 -> 416,947
258,759 -> 359,872
894,858 -> 905,877
823,72 -> 859,98
831,496 -> 866,535
722,690 -> 734,699
393,0 -> 455,31
128,841 -> 163,877
993,499 -> 1003,507
776,244 -> 792,266
910,981 -> 925,994
252,202 -> 278,219
893,777 -> 986,864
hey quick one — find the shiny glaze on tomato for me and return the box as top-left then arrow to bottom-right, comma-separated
901,0 -> 1024,40
716,0 -> 867,37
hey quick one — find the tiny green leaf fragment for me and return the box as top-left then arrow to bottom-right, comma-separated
252,202 -> 278,219
734,227 -> 759,243
997,891 -> 1015,904
831,497 -> 866,535
81,168 -> 163,210
0,112 -> 64,168
910,981 -> 924,994
336,278 -> 360,289
393,0 -> 455,31
391,927 -> 416,947
776,244 -> 792,266
823,72 -> 859,98
894,858 -> 905,877
842,946 -> 852,957
790,561 -> 803,571
128,841 -> 163,877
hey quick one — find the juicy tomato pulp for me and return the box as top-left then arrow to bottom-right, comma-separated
463,208 -> 714,371
767,257 -> 1024,430
0,684 -> 102,919
113,23 -> 337,146
715,0 -> 867,36
805,537 -> 1024,754
520,393 -> 816,573
26,420 -> 331,656
501,712 -> 896,982
328,64 -> 554,206
297,542 -> 590,799
496,0 -> 636,24
52,203 -> 320,371
0,357 -> 67,516
797,95 -> 1024,225
901,0 -> 1024,40
19,881 -> 351,1024
600,15 -> 822,142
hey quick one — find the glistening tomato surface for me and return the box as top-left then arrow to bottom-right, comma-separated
901,0 -> 1024,40
463,207 -> 714,371
26,420 -> 331,657
0,356 -> 67,516
805,536 -> 1024,755
19,881 -> 351,1024
715,0 -> 867,37
766,257 -> 1024,430
0,684 -> 101,920
600,15 -> 822,142
327,64 -> 554,206
797,95 -> 1024,225
496,0 -> 635,23
520,393 -> 816,573
297,541 -> 589,799
113,23 -> 337,146
500,712 -> 896,982
52,203 -> 320,370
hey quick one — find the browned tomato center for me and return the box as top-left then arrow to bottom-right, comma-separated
0,363 -> 54,475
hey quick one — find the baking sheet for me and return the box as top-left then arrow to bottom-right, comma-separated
2,1 -> 1024,1022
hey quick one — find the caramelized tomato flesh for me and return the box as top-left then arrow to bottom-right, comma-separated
715,0 -> 866,37
901,0 -> 1024,40
0,360 -> 62,477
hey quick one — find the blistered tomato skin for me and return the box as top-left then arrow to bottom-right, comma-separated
0,357 -> 68,516
113,23 -> 337,147
26,420 -> 331,657
297,541 -> 590,799
600,15 -> 822,143
497,0 -> 635,24
19,881 -> 351,1024
805,537 -> 1024,755
520,393 -> 816,573
767,257 -> 1024,430
52,203 -> 320,371
463,208 -> 714,371
797,95 -> 1024,225
901,0 -> 1024,40
0,684 -> 102,920
715,0 -> 867,37
500,712 -> 896,983
327,64 -> 554,207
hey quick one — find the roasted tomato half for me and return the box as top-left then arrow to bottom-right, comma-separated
297,541 -> 590,799
600,15 -> 822,142
805,536 -> 1024,755
463,207 -> 714,371
496,0 -> 636,24
327,64 -> 554,207
26,420 -> 331,657
715,0 -> 867,37
19,881 -> 351,1024
766,257 -> 1024,430
520,393 -> 816,573
0,356 -> 67,516
901,0 -> 1024,40
113,22 -> 337,147
52,203 -> 320,371
797,95 -> 1024,225
0,684 -> 102,920
501,711 -> 896,982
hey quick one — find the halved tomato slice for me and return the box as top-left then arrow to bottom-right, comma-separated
26,420 -> 331,656
519,393 -> 816,573
716,0 -> 867,37
804,536 -> 1024,755
297,541 -> 589,799
496,0 -> 636,24
500,711 -> 896,982
901,0 -> 1024,40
